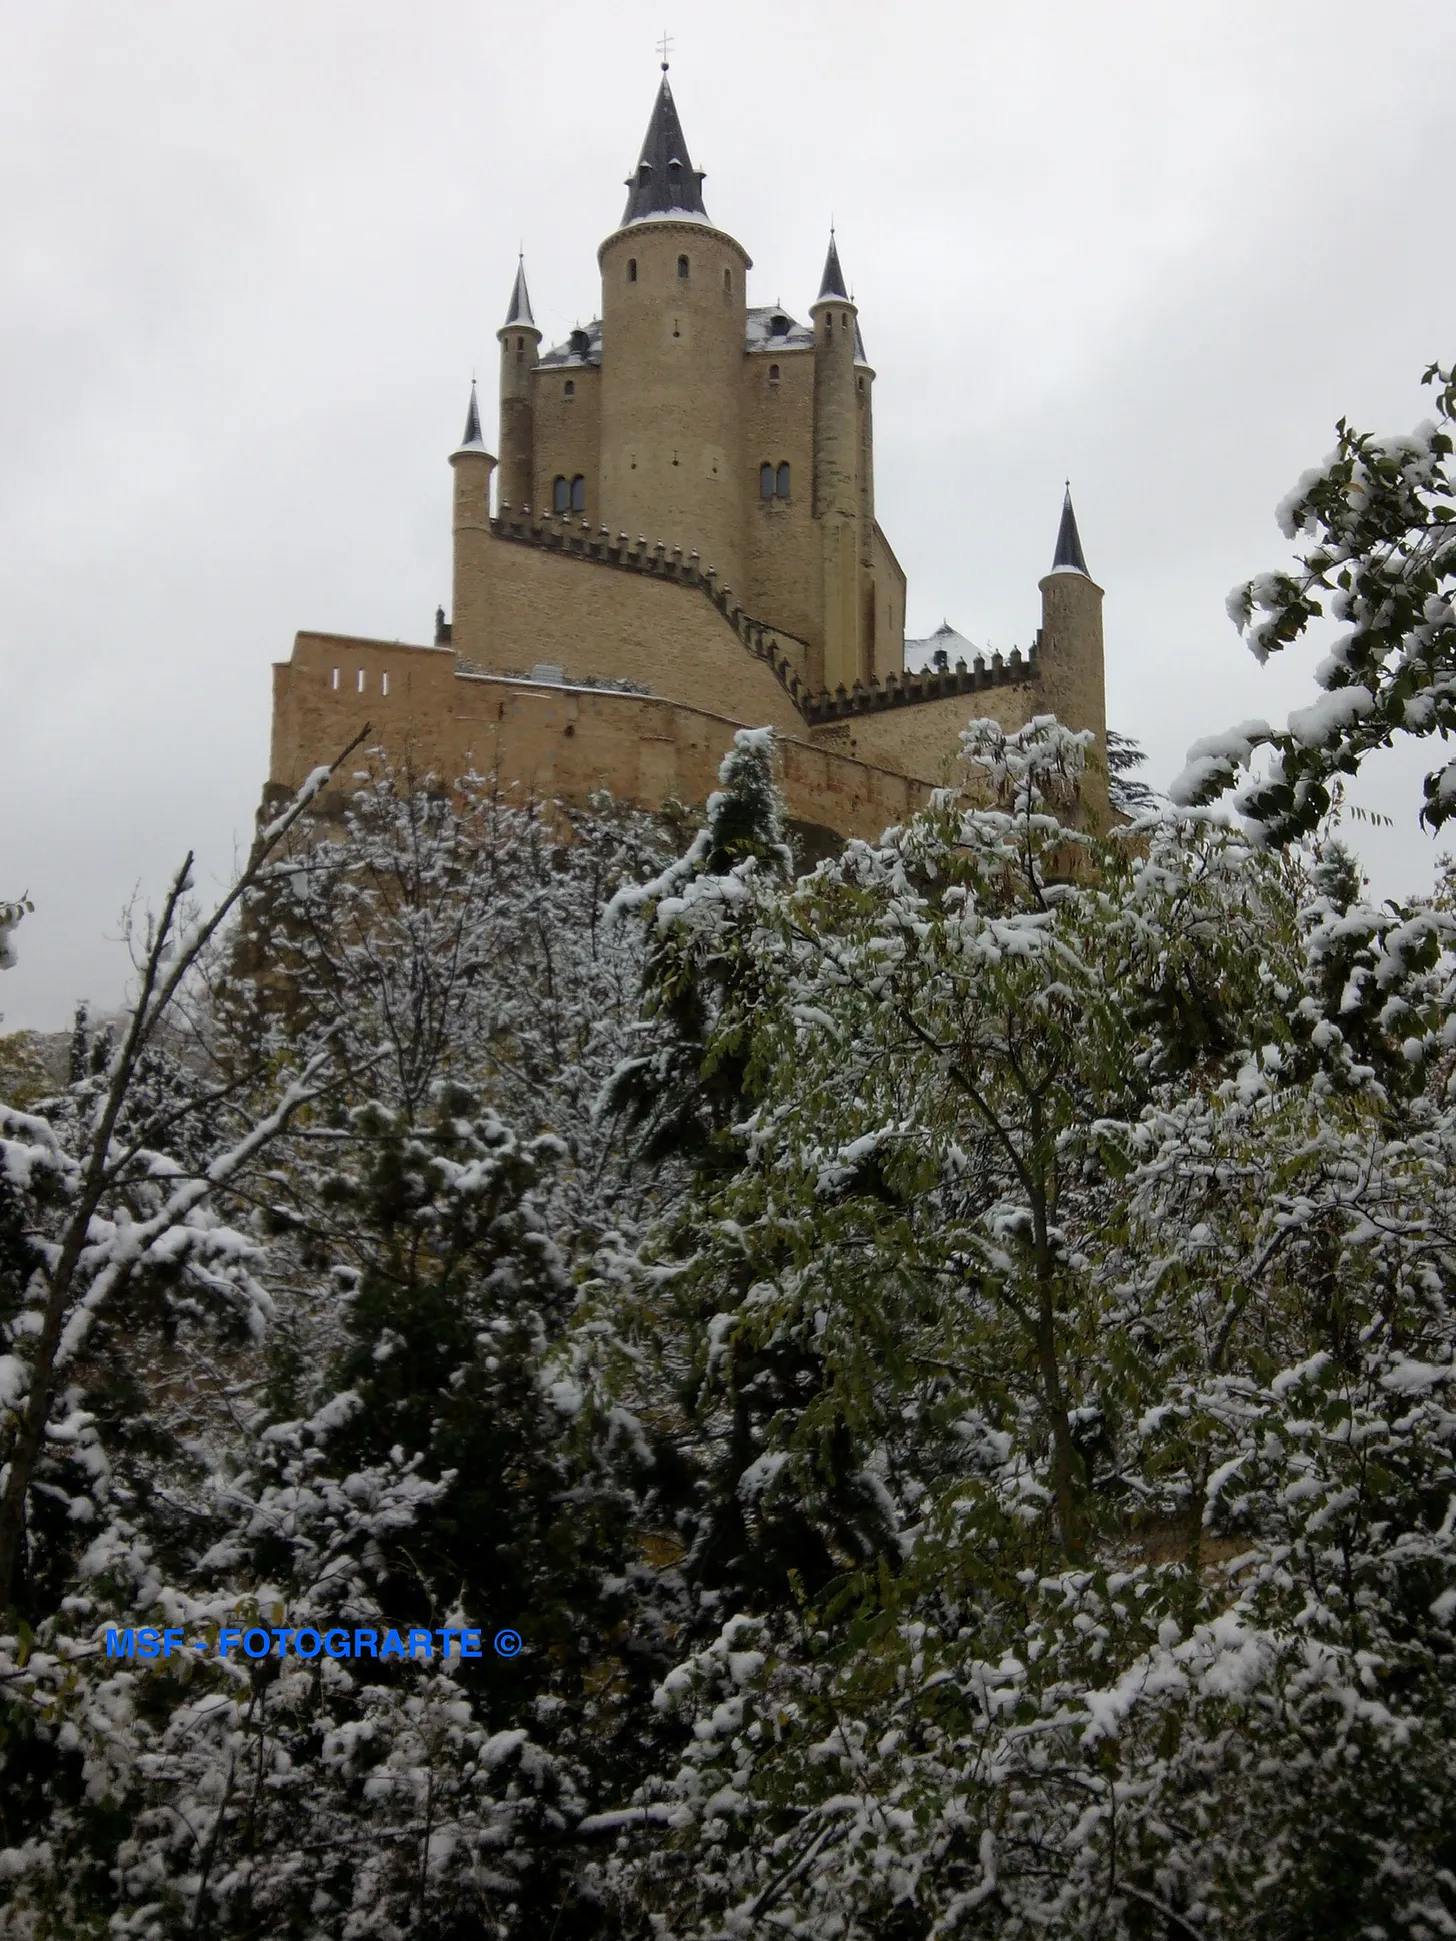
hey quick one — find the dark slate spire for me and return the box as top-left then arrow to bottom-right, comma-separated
817,231 -> 849,301
1052,484 -> 1090,576
620,72 -> 709,225
458,380 -> 484,451
503,256 -> 535,329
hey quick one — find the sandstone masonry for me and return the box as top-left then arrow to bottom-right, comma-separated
269,68 -> 1109,837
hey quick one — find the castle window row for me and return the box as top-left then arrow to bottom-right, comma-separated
622,255 -> 726,288
553,474 -> 587,514
759,461 -> 791,501
331,667 -> 389,696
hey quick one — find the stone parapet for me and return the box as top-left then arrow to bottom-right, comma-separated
485,509 -> 1038,726
801,647 -> 1038,724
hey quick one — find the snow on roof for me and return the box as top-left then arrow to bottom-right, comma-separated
904,619 -> 980,673
745,306 -> 814,353
539,319 -> 603,369
619,207 -> 716,229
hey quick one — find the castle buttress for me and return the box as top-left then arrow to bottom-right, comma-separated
268,67 -> 1108,842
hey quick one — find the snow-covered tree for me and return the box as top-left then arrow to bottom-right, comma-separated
1173,359 -> 1456,841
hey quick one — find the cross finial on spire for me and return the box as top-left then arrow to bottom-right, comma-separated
657,28 -> 673,69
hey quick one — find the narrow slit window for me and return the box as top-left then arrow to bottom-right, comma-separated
570,474 -> 586,513
381,671 -> 389,696
759,463 -> 774,500
776,462 -> 791,500
723,268 -> 732,292
677,254 -> 689,280
356,668 -> 365,693
553,475 -> 569,513
564,379 -> 575,398
627,258 -> 637,282
331,667 -> 339,690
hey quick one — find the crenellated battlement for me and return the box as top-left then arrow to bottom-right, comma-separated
485,506 -> 1037,722
800,647 -> 1038,725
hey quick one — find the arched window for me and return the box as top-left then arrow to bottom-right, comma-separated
564,379 -> 575,399
776,462 -> 791,500
516,336 -> 524,350
570,475 -> 586,513
677,254 -> 689,280
627,258 -> 637,283
825,314 -> 833,335
759,463 -> 774,500
723,267 -> 732,293
552,476 -> 569,514
768,363 -> 780,383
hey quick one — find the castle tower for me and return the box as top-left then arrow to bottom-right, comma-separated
450,382 -> 497,656
811,235 -> 863,693
1037,487 -> 1108,812
596,68 -> 751,595
497,258 -> 540,513
853,314 -> 879,677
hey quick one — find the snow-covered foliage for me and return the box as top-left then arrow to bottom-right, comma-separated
4,684 -> 1456,1935
1172,360 -> 1456,841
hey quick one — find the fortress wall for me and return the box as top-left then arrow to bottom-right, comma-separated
270,635 -> 459,787
451,526 -> 805,731
811,678 -> 1042,788
532,363 -> 602,523
270,634 -> 932,842
740,348 -> 819,663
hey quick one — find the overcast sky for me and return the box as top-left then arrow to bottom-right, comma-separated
3,0 -> 1454,1033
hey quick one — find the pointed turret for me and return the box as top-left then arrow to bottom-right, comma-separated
503,256 -> 535,329
621,71 -> 709,224
818,231 -> 849,300
1038,483 -> 1107,820
498,260 -> 542,511
457,380 -> 484,453
1051,485 -> 1090,576
811,231 -> 863,694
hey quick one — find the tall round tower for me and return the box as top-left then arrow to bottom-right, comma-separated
1038,488 -> 1109,821
812,235 -> 863,694
596,70 -> 750,596
496,258 -> 540,514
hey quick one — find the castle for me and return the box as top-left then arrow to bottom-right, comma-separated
268,68 -> 1108,841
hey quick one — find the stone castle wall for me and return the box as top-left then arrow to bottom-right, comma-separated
270,631 -> 939,842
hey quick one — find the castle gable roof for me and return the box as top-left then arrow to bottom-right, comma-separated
745,306 -> 814,353
539,319 -> 603,369
905,618 -> 979,673
621,74 -> 709,226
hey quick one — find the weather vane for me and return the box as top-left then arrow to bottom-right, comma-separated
657,29 -> 674,70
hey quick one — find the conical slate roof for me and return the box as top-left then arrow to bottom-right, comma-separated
503,257 -> 535,329
458,380 -> 484,452
817,232 -> 849,301
621,73 -> 709,225
1051,486 -> 1090,576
